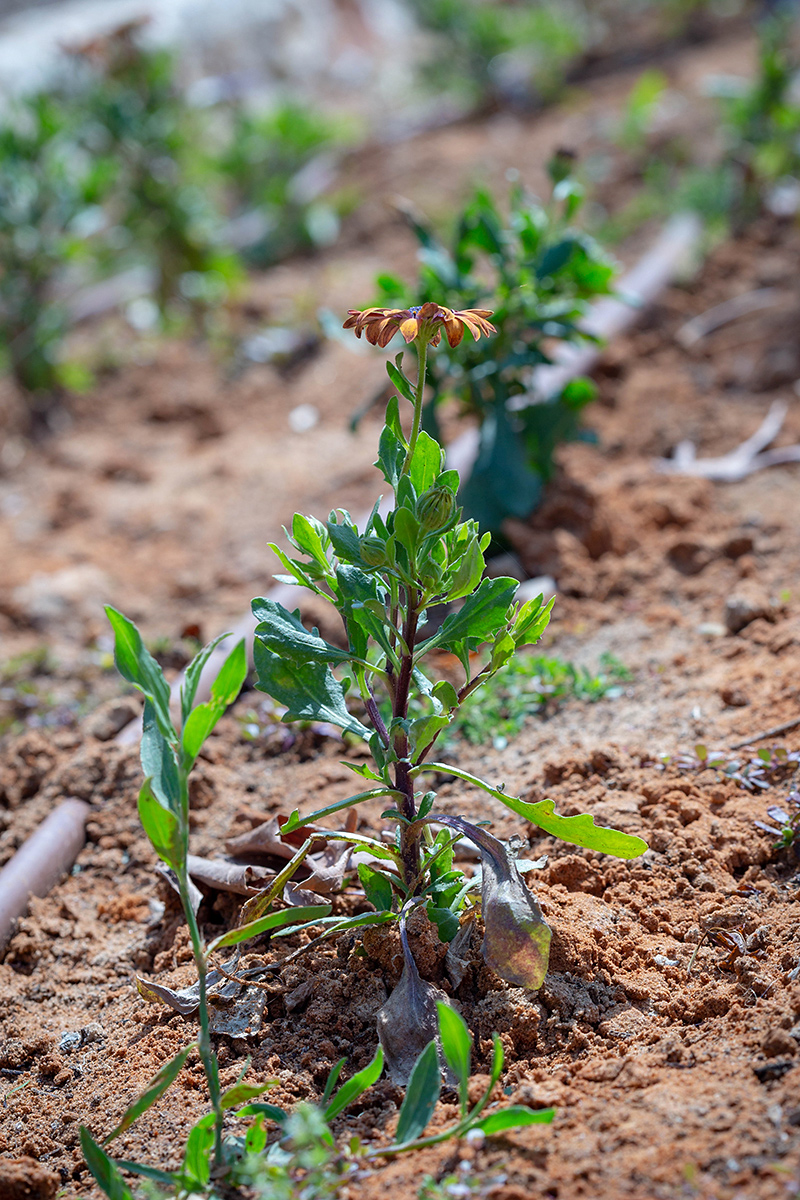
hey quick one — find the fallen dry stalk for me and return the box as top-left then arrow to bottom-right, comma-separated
0,798 -> 90,953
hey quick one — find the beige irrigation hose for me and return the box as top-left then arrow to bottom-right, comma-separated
0,213 -> 702,953
0,798 -> 90,953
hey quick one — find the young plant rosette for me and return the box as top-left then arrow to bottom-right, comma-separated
252,302 -> 647,992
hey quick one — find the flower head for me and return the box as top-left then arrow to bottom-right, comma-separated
343,302 -> 496,349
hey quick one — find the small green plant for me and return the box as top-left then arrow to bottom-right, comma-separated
446,649 -> 630,749
406,0 -> 589,110
73,23 -> 240,325
369,176 -> 616,532
254,302 -> 645,982
756,791 -> 800,849
219,101 -> 356,267
660,743 -> 800,792
0,92 -> 110,424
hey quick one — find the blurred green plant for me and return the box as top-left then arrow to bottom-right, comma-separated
406,0 -> 590,109
0,92 -> 111,425
72,22 -> 241,326
219,101 -> 358,267
371,172 -> 616,531
445,649 -> 631,749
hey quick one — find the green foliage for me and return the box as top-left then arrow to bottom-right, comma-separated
219,101 -> 357,266
372,179 -> 616,531
447,649 -> 631,748
73,25 -> 241,324
406,0 -> 590,109
83,1007 -> 553,1198
253,309 -> 646,984
0,92 -> 110,420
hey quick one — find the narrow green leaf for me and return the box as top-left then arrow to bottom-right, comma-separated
180,1112 -> 215,1189
141,701 -> 181,813
181,633 -> 231,725
489,1032 -> 504,1088
137,779 -> 182,870
394,1041 -> 440,1146
79,1129 -> 135,1200
114,1161 -> 176,1187
103,1044 -> 195,1144
221,1079 -> 278,1111
236,1102 -> 287,1125
386,359 -> 416,403
279,788 -> 394,833
105,606 -> 174,743
322,1059 -> 347,1107
471,1105 -> 556,1135
324,1045 -> 384,1122
253,599 -> 351,665
436,1003 -> 470,1115
417,763 -> 648,859
210,638 -> 247,707
207,903 -> 331,953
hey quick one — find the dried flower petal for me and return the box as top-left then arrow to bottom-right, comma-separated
343,304 -> 496,349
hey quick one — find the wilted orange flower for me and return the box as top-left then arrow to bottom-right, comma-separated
343,302 -> 496,349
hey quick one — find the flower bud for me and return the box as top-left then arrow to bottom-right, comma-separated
417,486 -> 456,535
360,536 -> 387,567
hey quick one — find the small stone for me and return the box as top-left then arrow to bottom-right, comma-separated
84,697 -> 140,741
762,1027 -> 798,1058
58,1031 -> 81,1055
80,1022 -> 106,1044
724,586 -> 774,634
719,686 -> 749,708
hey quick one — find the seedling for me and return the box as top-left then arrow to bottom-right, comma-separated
368,178 -> 616,531
81,997 -> 554,1196
756,792 -> 800,851
660,743 -> 800,792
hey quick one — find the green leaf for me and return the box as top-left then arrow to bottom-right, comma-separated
431,680 -> 459,710
280,787 -> 395,833
141,700 -> 181,814
409,713 -> 450,761
103,1044 -> 194,1144
114,1161 -> 176,1187
180,1112 -> 215,1189
426,905 -> 460,943
418,763 -> 647,859
377,397 -> 407,488
181,633 -> 231,725
291,513 -> 331,572
236,1101 -> 287,1125
324,1045 -> 384,1122
253,599 -> 351,666
436,1003 -> 470,1115
137,779 -> 183,870
513,595 -> 555,647
471,1105 -> 556,1135
409,431 -> 444,495
446,536 -> 485,603
394,506 -> 420,555
358,863 -> 394,912
458,402 -> 542,534
386,359 -> 416,403
245,1114 -> 267,1154
326,515 -> 363,564
322,1059 -> 347,1107
253,629 -> 369,741
79,1129 -> 135,1200
393,1040 -> 440,1146
105,606 -> 174,744
207,903 -> 331,953
425,578 -> 518,653
536,237 -> 578,279
182,639 -> 247,763
336,566 -> 396,663
221,1080 -> 278,1111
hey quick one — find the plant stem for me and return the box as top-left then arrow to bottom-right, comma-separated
402,337 -> 428,474
393,588 -> 421,887
177,771 -> 224,1166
